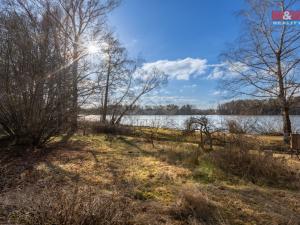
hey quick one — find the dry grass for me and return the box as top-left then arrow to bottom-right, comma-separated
169,186 -> 224,225
1,131 -> 300,225
7,186 -> 133,225
211,147 -> 300,189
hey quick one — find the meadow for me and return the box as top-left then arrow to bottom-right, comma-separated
1,127 -> 299,225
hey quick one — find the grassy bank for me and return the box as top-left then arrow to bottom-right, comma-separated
0,128 -> 300,224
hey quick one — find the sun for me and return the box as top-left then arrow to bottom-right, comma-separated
86,43 -> 100,54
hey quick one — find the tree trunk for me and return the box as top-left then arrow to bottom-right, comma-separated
101,57 -> 111,124
71,39 -> 79,133
277,54 -> 291,144
114,93 -> 144,125
101,71 -> 110,123
282,102 -> 292,144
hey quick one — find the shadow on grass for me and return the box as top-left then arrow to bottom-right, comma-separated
116,136 -> 230,187
0,140 -> 94,192
117,136 -> 144,152
205,185 -> 300,224
117,136 -> 199,169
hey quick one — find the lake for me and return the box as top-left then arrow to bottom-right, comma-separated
81,115 -> 300,133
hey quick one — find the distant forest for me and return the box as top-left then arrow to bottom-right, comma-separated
82,97 -> 300,115
217,97 -> 300,115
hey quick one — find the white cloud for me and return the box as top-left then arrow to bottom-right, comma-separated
142,94 -> 204,106
207,62 -> 248,80
212,91 -> 221,96
136,58 -> 249,81
212,90 -> 228,96
208,67 -> 225,80
228,62 -> 248,73
142,57 -> 208,80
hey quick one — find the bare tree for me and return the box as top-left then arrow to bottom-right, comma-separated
43,0 -> 119,132
221,0 -> 300,143
111,68 -> 167,125
186,116 -> 220,152
95,35 -> 167,126
95,35 -> 134,123
185,116 -> 223,164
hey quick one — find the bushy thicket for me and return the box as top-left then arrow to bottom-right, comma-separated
211,147 -> 299,188
9,186 -> 133,225
0,5 -> 72,146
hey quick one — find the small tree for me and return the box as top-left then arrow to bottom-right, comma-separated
185,116 -> 222,164
186,116 -> 219,152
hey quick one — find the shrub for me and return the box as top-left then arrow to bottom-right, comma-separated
0,9 -> 73,147
225,134 -> 262,151
79,121 -> 134,135
211,148 -> 300,189
226,120 -> 246,134
225,118 -> 260,135
9,186 -> 133,225
170,187 -> 222,225
253,120 -> 282,135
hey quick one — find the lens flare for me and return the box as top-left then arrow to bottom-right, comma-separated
86,43 -> 100,54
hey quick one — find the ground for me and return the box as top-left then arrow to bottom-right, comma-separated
0,129 -> 300,224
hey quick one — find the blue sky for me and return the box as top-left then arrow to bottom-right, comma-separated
109,0 -> 247,108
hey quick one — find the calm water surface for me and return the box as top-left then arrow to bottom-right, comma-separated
82,115 -> 300,133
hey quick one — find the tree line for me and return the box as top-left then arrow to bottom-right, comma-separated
80,104 -> 216,115
218,97 -> 300,115
81,96 -> 300,116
